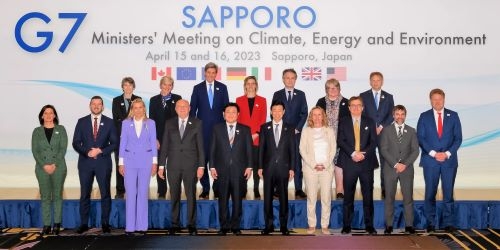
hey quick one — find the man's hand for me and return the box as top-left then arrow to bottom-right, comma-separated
197,167 -> 204,179
210,168 -> 218,180
244,168 -> 252,180
395,163 -> 407,173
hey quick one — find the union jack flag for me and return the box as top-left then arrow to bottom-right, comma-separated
301,67 -> 322,81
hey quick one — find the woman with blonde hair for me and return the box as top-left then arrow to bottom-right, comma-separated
118,98 -> 157,234
299,106 -> 336,234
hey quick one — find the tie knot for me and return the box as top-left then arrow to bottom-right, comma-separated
229,125 -> 234,130
438,112 -> 442,116
398,125 -> 402,129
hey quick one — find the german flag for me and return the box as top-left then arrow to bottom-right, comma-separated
226,67 -> 246,80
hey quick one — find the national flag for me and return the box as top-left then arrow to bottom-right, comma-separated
265,67 -> 272,81
327,67 -> 347,81
301,67 -> 322,81
151,67 -> 171,81
176,67 -> 197,80
201,67 -> 222,80
226,67 -> 246,81
251,67 -> 259,79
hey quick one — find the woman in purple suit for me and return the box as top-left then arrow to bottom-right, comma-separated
118,98 -> 158,234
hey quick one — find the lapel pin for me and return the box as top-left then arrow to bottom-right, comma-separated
446,113 -> 450,117
216,87 -> 219,91
55,131 -> 59,134
381,95 -> 385,99
364,126 -> 368,130
121,103 -> 124,106
188,121 -> 192,125
404,129 -> 407,133
256,104 -> 259,107
100,123 -> 104,126
267,126 -> 271,129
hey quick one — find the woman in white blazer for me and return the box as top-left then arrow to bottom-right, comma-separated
299,106 -> 336,235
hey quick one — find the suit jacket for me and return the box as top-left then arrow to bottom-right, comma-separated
272,88 -> 308,131
235,95 -> 267,146
337,115 -> 378,169
258,121 -> 296,174
416,108 -> 462,168
73,115 -> 117,167
360,89 -> 394,128
299,126 -> 337,171
119,118 -> 157,168
315,97 -> 350,123
159,117 -> 204,171
149,93 -> 182,142
210,123 -> 253,179
379,123 -> 419,169
112,94 -> 141,137
32,125 -> 68,169
189,80 -> 229,153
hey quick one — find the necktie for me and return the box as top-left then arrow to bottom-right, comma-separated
126,98 -> 132,113
274,124 -> 280,147
397,125 -> 403,143
287,91 -> 292,102
208,84 -> 214,108
229,125 -> 234,146
93,117 -> 98,141
180,120 -> 185,139
374,92 -> 379,110
354,119 -> 360,151
437,112 -> 443,138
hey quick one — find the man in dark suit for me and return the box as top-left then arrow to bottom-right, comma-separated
73,96 -> 118,234
149,76 -> 182,199
337,96 -> 378,235
190,62 -> 229,199
417,88 -> 462,233
158,99 -> 205,236
360,72 -> 394,199
112,77 -> 141,199
379,105 -> 419,234
271,68 -> 308,199
210,103 -> 253,235
258,100 -> 296,235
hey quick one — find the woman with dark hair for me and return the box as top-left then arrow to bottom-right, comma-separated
31,105 -> 68,235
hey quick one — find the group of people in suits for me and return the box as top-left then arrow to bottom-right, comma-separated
31,63 -> 462,236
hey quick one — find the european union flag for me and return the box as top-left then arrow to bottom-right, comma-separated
176,67 -> 197,80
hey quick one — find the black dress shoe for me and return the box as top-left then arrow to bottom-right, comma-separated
444,226 -> 456,233
188,227 -> 198,236
41,225 -> 51,236
198,191 -> 209,200
280,228 -> 290,235
341,227 -> 351,234
261,228 -> 273,235
158,194 -> 166,199
232,229 -> 242,235
426,225 -> 435,233
405,226 -> 416,234
125,231 -> 135,236
115,193 -> 125,199
217,229 -> 227,236
76,224 -> 89,234
168,227 -> 179,235
366,226 -> 377,235
384,226 -> 393,235
295,190 -> 307,200
336,193 -> 344,199
102,224 -> 111,233
53,223 -> 61,235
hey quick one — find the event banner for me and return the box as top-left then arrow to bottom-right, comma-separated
1,0 -> 499,189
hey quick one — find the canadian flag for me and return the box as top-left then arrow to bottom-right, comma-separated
151,67 -> 171,81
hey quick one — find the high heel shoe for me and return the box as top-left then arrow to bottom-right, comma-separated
41,225 -> 51,236
53,223 -> 61,235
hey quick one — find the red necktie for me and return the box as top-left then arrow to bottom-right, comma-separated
93,117 -> 98,141
437,112 -> 443,138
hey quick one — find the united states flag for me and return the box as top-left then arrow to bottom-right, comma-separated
326,67 -> 347,81
301,67 -> 322,81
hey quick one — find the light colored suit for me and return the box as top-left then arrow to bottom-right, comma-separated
119,118 -> 157,232
379,123 -> 419,228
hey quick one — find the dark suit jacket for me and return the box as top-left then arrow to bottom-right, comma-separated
272,89 -> 308,131
416,109 -> 462,168
210,123 -> 253,179
235,95 -> 267,146
189,80 -> 229,153
379,123 -> 419,169
112,94 -> 141,137
149,93 -> 182,142
337,115 -> 378,169
316,96 -> 350,124
360,89 -> 394,128
159,117 -> 204,171
73,114 -> 117,167
258,121 -> 296,175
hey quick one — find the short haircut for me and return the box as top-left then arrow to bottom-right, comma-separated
160,75 -> 174,87
121,77 -> 136,88
38,104 -> 59,125
271,100 -> 286,110
282,68 -> 297,78
369,71 -> 384,80
392,104 -> 407,115
223,102 -> 240,113
90,95 -> 103,104
325,78 -> 340,91
348,96 -> 364,106
429,88 -> 445,99
204,62 -> 218,73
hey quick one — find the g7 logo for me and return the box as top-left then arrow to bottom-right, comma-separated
15,12 -> 87,53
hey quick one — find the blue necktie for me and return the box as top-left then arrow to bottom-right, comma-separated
374,92 -> 379,110
208,84 -> 213,108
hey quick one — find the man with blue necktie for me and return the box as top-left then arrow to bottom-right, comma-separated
417,88 -> 462,233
